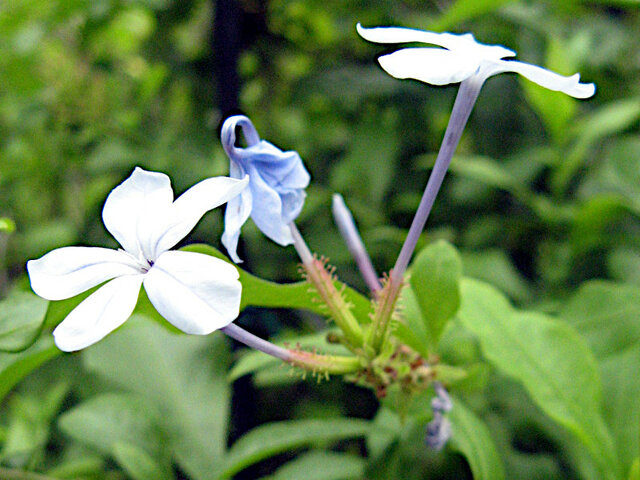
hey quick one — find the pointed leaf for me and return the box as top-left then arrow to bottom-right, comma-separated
113,442 -> 174,480
0,290 -> 48,352
449,397 -> 505,480
82,316 -> 231,480
0,335 -> 60,404
58,393 -> 168,460
222,419 -> 370,478
267,451 -> 366,480
561,281 -> 640,475
458,278 -> 619,480
408,240 -> 462,348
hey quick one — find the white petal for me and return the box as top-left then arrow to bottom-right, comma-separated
152,175 -> 249,256
356,24 -> 515,59
221,185 -> 253,263
27,247 -> 141,301
102,167 -> 174,260
53,274 -> 143,351
378,48 -> 479,85
143,251 -> 241,334
496,60 -> 596,99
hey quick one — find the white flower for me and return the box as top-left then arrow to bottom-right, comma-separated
27,167 -> 249,352
356,24 -> 595,98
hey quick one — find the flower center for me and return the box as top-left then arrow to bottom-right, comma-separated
139,259 -> 154,273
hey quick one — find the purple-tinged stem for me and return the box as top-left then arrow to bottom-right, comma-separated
221,323 -> 292,361
289,222 -> 314,266
221,323 -> 361,374
392,77 -> 483,283
367,76 -> 484,354
332,194 -> 381,293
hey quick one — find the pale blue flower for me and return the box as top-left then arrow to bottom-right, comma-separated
220,115 -> 310,262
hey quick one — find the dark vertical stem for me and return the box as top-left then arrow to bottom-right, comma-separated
213,0 -> 242,115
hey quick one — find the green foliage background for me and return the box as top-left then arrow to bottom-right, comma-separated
1,0 -> 639,479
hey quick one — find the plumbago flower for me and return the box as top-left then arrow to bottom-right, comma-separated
220,115 -> 310,263
27,167 -> 249,352
356,24 -> 595,97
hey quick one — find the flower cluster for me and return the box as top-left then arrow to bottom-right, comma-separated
26,23 -> 597,456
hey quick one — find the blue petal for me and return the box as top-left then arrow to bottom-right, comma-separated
247,164 -> 294,246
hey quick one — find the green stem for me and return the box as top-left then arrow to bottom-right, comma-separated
366,272 -> 402,354
288,349 -> 362,375
290,223 -> 364,348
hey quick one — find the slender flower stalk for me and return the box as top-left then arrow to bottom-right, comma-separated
221,323 -> 292,361
221,323 -> 361,375
392,77 -> 482,283
332,194 -> 381,293
367,78 -> 482,355
291,224 -> 364,349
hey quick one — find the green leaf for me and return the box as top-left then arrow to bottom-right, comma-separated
629,458 -> 640,480
601,346 -> 640,477
82,316 -> 231,480
330,118 -> 399,209
560,281 -> 640,358
460,249 -> 532,303
430,0 -> 518,30
0,335 -> 60,404
394,286 -> 431,358
222,419 -> 370,478
58,393 -> 168,461
113,442 -> 174,480
182,244 -> 372,323
449,397 -> 505,480
449,155 -> 520,193
0,380 -> 69,468
553,97 -> 640,194
457,278 -> 619,480
0,290 -> 48,352
266,451 -> 366,480
561,281 -> 640,475
408,240 -> 462,348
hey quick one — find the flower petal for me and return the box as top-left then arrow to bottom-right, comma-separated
53,274 -> 143,351
251,142 -> 311,190
221,184 -> 253,263
152,175 -> 249,256
143,251 -> 241,334
27,247 -> 141,301
221,115 -> 261,161
246,164 -> 294,246
356,24 -> 515,59
494,59 -> 596,99
102,167 -> 174,260
378,48 -> 479,85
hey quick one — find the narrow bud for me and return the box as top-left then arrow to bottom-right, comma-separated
332,194 -> 381,293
